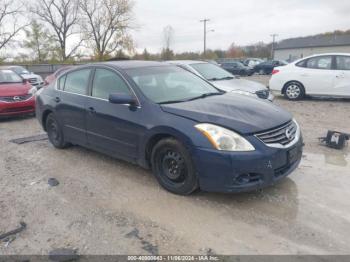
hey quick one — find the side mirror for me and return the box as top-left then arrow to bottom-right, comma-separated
22,78 -> 28,84
109,93 -> 137,106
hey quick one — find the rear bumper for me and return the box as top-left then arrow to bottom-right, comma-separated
0,96 -> 35,117
192,136 -> 303,193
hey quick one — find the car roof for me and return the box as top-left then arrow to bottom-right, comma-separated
98,60 -> 169,69
0,65 -> 24,69
167,60 -> 208,66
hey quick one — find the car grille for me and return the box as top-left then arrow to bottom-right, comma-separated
256,90 -> 270,99
0,94 -> 33,103
255,121 -> 298,147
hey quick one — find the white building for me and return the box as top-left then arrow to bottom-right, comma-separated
274,34 -> 350,62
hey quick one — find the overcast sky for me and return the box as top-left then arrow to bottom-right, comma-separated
131,0 -> 350,53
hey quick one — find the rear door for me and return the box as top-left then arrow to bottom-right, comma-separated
333,55 -> 350,97
55,68 -> 92,145
297,55 -> 336,95
85,67 -> 143,160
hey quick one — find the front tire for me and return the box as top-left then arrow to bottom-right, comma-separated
151,138 -> 199,195
284,82 -> 305,100
45,113 -> 70,149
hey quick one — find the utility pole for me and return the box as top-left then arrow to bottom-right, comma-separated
200,18 -> 210,57
270,34 -> 279,59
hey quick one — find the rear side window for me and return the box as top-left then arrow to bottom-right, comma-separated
92,68 -> 131,100
64,69 -> 91,95
57,75 -> 66,90
296,60 -> 307,68
306,56 -> 332,70
336,56 -> 350,70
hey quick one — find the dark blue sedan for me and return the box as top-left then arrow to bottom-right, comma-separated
35,61 -> 303,195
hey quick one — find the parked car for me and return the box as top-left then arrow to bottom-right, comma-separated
269,53 -> 350,100
243,58 -> 264,69
168,60 -> 274,101
0,69 -> 36,117
0,66 -> 44,89
36,61 -> 303,195
254,60 -> 288,75
44,66 -> 74,86
220,62 -> 254,76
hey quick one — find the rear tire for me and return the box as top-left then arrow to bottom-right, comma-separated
151,138 -> 199,195
45,113 -> 70,149
284,82 -> 305,100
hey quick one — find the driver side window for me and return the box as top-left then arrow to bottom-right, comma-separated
92,68 -> 131,100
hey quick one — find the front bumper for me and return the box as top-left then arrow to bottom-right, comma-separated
192,136 -> 303,193
0,96 -> 36,117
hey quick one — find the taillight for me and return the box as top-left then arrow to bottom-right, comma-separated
272,69 -> 280,75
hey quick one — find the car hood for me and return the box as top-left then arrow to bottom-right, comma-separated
212,78 -> 267,93
0,83 -> 31,96
161,94 -> 292,134
21,73 -> 41,79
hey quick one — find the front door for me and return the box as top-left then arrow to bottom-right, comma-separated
85,68 -> 143,161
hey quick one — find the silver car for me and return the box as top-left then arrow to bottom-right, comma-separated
1,66 -> 44,89
167,60 -> 274,101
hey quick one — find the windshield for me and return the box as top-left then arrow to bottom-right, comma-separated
0,70 -> 23,84
190,63 -> 234,81
126,66 -> 222,104
12,66 -> 30,75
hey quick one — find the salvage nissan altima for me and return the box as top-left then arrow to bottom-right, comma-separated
36,61 -> 303,195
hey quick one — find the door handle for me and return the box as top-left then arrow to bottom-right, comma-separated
54,97 -> 60,103
88,107 -> 96,114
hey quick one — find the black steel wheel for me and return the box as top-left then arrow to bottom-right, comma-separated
46,113 -> 69,149
151,138 -> 199,195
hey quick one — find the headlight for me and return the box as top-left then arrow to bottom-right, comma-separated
231,90 -> 256,97
28,87 -> 37,96
195,123 -> 255,152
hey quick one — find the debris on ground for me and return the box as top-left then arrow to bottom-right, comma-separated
9,134 -> 48,145
3,236 -> 16,247
48,178 -> 60,187
0,222 -> 27,241
48,248 -> 79,262
319,130 -> 349,150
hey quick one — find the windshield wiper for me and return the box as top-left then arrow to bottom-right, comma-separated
207,76 -> 234,81
158,92 -> 224,105
186,92 -> 224,101
158,99 -> 189,105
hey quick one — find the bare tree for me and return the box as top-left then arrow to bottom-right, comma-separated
0,0 -> 26,50
161,25 -> 174,60
79,0 -> 134,61
163,25 -> 174,51
30,0 -> 82,61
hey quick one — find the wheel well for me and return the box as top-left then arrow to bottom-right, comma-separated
42,110 -> 53,131
145,134 -> 176,167
282,81 -> 305,95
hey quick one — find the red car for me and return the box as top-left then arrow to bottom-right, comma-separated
0,69 -> 36,117
44,66 -> 73,86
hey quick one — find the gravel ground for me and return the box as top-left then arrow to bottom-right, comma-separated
0,75 -> 350,255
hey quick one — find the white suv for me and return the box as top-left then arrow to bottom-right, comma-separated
2,66 -> 44,89
269,53 -> 350,100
